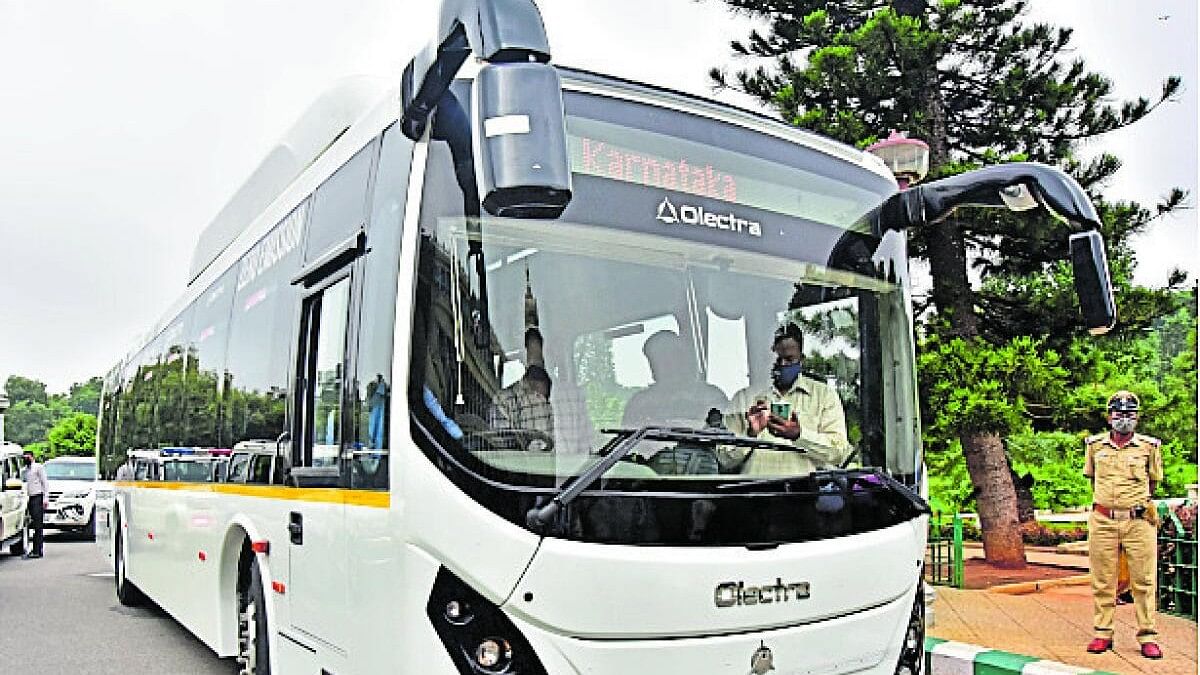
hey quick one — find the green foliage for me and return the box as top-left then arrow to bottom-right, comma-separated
918,335 -> 1065,440
1006,432 -> 1092,510
2,374 -> 107,453
926,438 -> 975,514
925,293 -> 1198,507
67,377 -> 103,416
4,375 -> 48,405
45,413 -> 97,458
5,398 -> 69,446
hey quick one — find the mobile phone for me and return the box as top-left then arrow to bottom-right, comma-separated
770,401 -> 791,419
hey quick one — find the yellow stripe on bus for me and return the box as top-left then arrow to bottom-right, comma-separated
112,481 -> 390,508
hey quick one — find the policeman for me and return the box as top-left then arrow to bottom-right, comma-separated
1083,390 -> 1163,659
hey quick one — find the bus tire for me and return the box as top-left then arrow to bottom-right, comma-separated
115,518 -> 144,606
237,560 -> 271,675
85,507 -> 97,540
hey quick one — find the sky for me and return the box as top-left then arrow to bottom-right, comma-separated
0,0 -> 1195,394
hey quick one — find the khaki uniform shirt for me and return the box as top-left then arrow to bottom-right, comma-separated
719,375 -> 851,475
1083,432 -> 1163,509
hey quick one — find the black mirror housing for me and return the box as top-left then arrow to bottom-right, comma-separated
1069,231 -> 1117,335
870,161 -> 1117,336
472,63 -> 572,218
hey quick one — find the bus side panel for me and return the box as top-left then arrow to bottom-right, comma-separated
345,500 -> 401,670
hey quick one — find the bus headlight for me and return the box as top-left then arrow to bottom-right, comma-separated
426,568 -> 548,675
474,637 -> 512,670
445,599 -> 473,626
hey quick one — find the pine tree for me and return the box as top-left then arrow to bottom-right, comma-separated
711,0 -> 1183,566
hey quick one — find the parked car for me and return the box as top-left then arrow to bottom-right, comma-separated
43,455 -> 98,538
0,443 -> 30,555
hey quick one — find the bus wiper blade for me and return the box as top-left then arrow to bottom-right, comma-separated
864,467 -> 932,515
526,426 -> 651,530
717,468 -> 931,516
526,425 -> 767,530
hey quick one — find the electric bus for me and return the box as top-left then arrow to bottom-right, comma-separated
95,2 -> 1116,673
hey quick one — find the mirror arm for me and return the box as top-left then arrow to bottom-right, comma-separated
877,162 -> 1101,233
869,161 -> 1116,335
401,0 -> 552,141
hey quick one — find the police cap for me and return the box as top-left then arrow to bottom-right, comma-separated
1106,390 -> 1140,412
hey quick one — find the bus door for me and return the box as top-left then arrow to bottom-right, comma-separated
288,270 -> 354,649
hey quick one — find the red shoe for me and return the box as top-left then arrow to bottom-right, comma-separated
1140,642 -> 1163,659
1086,638 -> 1113,653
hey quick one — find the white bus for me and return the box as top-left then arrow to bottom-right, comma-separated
95,2 -> 1116,673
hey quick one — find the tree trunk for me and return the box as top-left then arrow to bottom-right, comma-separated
925,219 -> 981,338
962,430 -> 1027,568
919,71 -> 1025,566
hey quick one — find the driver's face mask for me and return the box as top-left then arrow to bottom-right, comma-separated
772,362 -> 803,391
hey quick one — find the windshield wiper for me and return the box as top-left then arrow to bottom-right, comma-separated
525,426 -> 810,529
717,467 -> 931,515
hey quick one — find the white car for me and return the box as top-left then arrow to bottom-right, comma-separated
44,456 -> 98,538
0,443 -> 30,555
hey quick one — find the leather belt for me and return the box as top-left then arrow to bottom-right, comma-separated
1093,503 -> 1141,519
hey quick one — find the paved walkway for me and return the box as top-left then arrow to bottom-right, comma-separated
930,585 -> 1197,674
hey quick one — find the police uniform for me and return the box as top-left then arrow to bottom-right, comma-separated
1083,392 -> 1163,654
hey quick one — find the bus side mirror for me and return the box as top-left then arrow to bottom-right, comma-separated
472,63 -> 572,218
1069,231 -> 1117,335
874,162 -> 1118,335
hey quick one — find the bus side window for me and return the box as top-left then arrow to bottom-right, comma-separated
347,125 -> 412,491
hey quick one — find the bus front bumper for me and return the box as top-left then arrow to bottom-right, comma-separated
506,584 -> 915,675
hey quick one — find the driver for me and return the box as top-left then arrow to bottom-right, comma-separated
721,323 -> 851,472
622,330 -> 728,429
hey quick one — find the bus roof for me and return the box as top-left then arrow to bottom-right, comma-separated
134,65 -> 895,367
188,76 -> 394,285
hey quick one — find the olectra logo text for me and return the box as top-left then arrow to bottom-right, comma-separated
715,579 -> 811,607
656,197 -> 763,237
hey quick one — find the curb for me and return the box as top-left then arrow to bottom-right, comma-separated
925,638 -> 1116,674
988,574 -> 1092,595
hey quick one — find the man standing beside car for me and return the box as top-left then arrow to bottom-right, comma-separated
20,450 -> 48,559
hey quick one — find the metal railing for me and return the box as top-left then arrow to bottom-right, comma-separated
926,512 -> 963,588
1157,503 -> 1197,621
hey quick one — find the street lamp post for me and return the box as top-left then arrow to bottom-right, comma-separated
866,131 -> 930,189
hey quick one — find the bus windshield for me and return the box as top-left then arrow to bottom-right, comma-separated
409,78 -> 919,497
